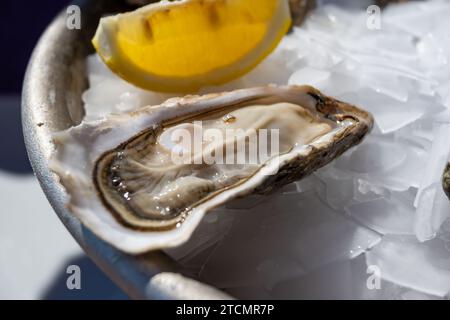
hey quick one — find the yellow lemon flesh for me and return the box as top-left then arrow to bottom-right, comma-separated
92,0 -> 292,93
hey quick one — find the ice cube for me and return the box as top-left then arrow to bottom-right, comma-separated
348,190 -> 415,236
270,254 -> 369,299
414,123 -> 450,240
366,235 -> 450,297
288,67 -> 330,86
199,191 -> 380,289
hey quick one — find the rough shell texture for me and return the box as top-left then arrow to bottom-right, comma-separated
50,85 -> 373,254
444,162 -> 450,200
289,0 -> 316,26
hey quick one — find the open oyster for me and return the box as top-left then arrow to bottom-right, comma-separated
51,85 -> 373,253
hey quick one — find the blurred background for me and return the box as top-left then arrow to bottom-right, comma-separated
0,1 -> 127,299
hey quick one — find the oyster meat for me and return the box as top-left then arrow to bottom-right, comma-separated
51,85 -> 373,253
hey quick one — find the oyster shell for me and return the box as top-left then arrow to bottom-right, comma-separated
444,163 -> 450,200
289,0 -> 316,26
51,85 -> 373,253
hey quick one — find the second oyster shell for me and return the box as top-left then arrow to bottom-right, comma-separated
443,163 -> 450,200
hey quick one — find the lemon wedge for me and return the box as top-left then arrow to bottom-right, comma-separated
92,0 -> 292,93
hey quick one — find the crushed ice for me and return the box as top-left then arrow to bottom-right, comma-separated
83,0 -> 450,299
